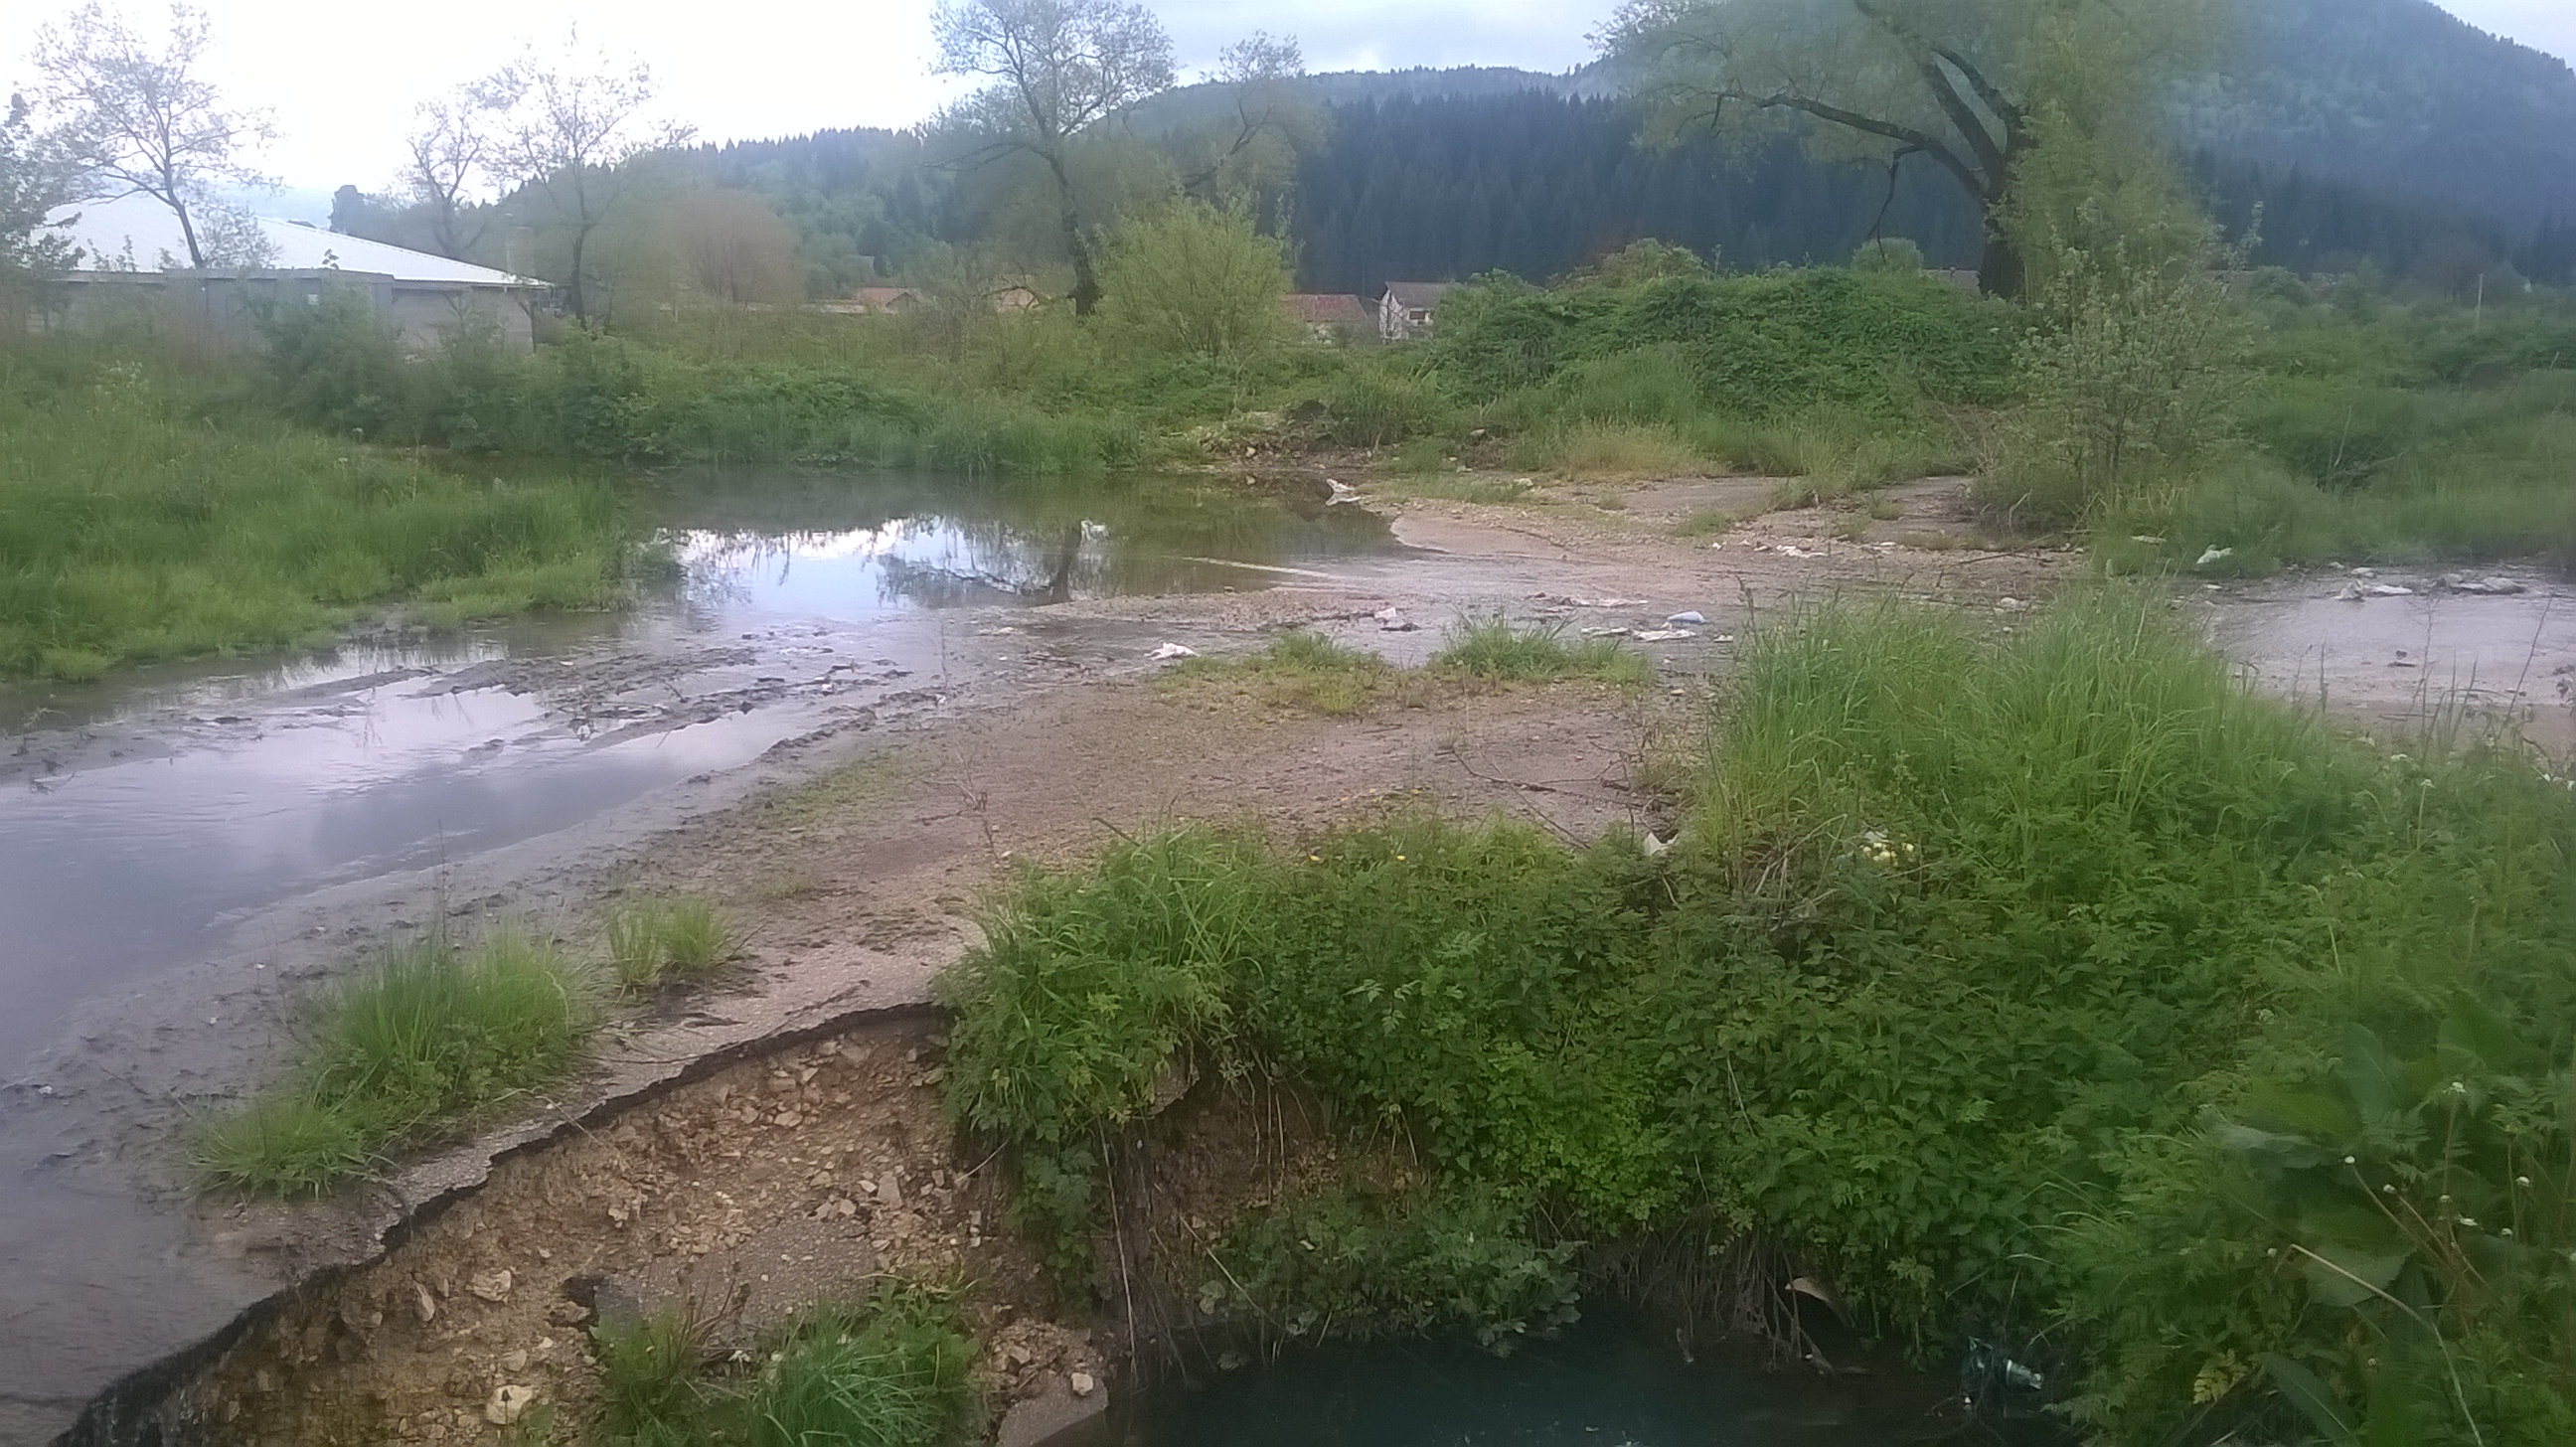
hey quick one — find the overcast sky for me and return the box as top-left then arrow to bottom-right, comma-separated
2,1 -> 2570,209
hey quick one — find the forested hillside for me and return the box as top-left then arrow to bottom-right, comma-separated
354,0 -> 2576,296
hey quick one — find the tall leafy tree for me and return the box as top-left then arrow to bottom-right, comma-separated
480,34 -> 690,321
1601,0 -> 2216,297
34,1 -> 275,268
1,91 -> 82,279
932,0 -> 1178,314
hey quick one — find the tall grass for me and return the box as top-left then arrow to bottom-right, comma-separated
946,593 -> 2576,1443
587,1288 -> 978,1447
196,932 -> 595,1193
0,350 -> 629,678
1429,617 -> 1650,685
604,896 -> 734,993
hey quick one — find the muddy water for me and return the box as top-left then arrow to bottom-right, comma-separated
2209,570 -> 2576,753
0,470 -> 1394,1441
1124,1312 -> 2063,1447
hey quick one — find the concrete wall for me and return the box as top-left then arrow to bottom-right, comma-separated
42,270 -> 539,354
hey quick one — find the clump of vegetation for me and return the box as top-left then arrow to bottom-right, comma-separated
1175,623 -> 1645,717
0,349 -> 632,678
1428,616 -> 1649,686
195,932 -> 595,1193
947,594 -> 2576,1443
1173,630 -> 1403,717
587,1288 -> 978,1447
605,895 -> 734,992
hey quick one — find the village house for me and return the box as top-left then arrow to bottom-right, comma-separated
1377,281 -> 1458,341
1281,292 -> 1373,343
36,195 -> 550,352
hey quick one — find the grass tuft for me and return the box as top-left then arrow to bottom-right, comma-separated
605,896 -> 735,993
195,931 -> 595,1194
1428,616 -> 1651,686
583,1287 -> 977,1447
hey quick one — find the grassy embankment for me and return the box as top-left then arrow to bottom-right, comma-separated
944,594 -> 2576,1446
0,345 -> 633,680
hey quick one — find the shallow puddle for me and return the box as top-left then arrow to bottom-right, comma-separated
0,470 -> 1392,1065
2210,571 -> 2576,753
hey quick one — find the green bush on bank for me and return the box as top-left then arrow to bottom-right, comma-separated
944,594 -> 2576,1445
0,350 -> 631,678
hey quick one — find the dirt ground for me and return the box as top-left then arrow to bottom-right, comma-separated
134,471 -> 2087,1443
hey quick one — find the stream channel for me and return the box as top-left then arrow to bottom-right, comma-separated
0,469 -> 1398,1440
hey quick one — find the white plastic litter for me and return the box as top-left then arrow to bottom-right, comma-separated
1641,833 -> 1673,858
2196,546 -> 2234,567
1326,479 -> 1361,505
1569,596 -> 1649,608
2367,584 -> 2417,597
1633,628 -> 1696,643
1151,643 -> 1199,660
1667,610 -> 1706,625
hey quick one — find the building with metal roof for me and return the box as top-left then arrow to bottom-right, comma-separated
37,195 -> 552,353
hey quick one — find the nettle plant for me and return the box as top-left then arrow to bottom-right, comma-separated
2221,1011 -> 2575,1445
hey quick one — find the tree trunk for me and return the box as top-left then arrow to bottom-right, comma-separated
1044,150 -> 1100,316
1978,222 -> 2025,300
566,222 -> 590,322
176,201 -> 204,269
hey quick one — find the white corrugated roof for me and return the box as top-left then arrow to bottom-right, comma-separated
48,194 -> 544,287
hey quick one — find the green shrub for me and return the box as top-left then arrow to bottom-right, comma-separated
946,594 -> 2576,1438
1209,1190 -> 1582,1353
1435,268 -> 2019,415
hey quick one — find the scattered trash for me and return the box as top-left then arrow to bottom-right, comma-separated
2366,583 -> 2417,597
1641,833 -> 1672,858
1150,643 -> 1200,661
1996,597 -> 2028,613
2336,585 -> 2366,602
2351,566 -> 2378,579
2451,575 -> 2527,595
1326,479 -> 1361,505
1568,596 -> 1649,608
2130,535 -> 2166,545
1373,605 -> 1418,633
2195,546 -> 2234,567
1633,628 -> 1697,643
485,1384 -> 537,1426
1580,626 -> 1631,638
1667,610 -> 1706,625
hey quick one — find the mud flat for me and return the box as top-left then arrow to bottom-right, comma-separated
2209,567 -> 2576,753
